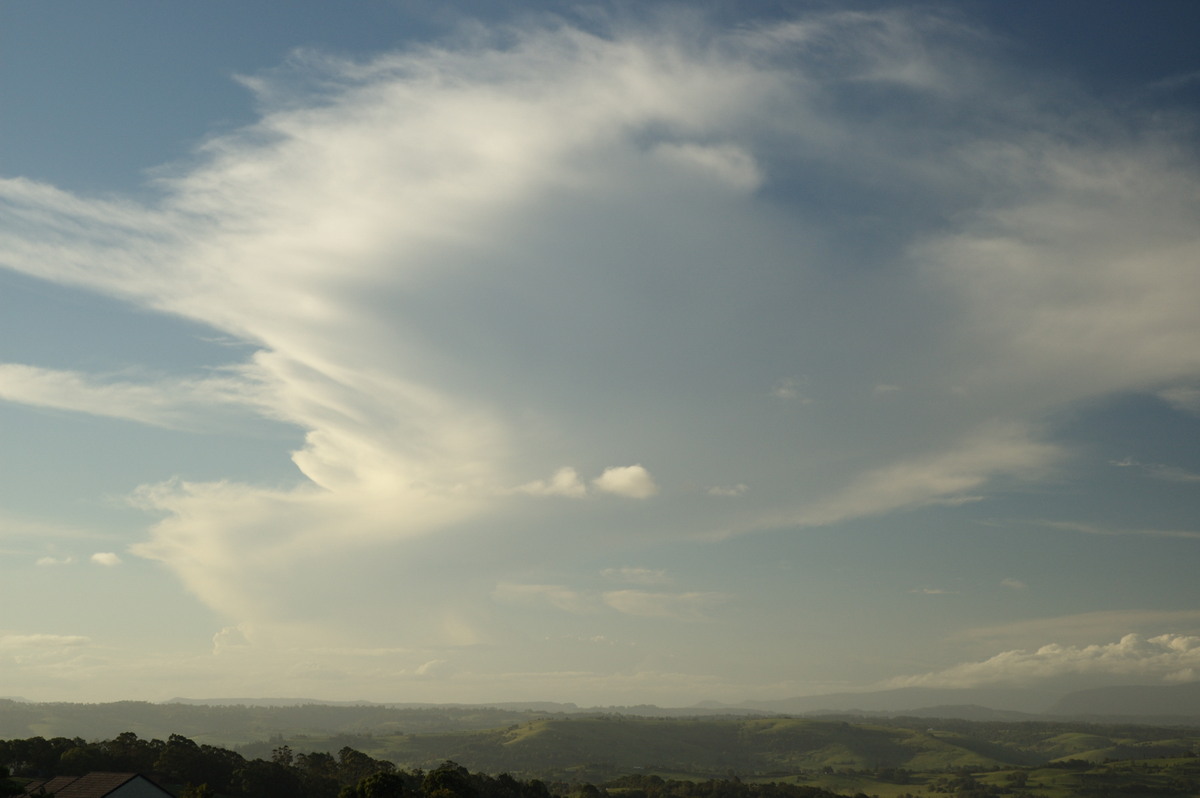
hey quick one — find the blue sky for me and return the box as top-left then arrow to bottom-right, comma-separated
2,0 -> 1200,706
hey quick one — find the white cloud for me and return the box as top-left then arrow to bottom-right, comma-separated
770,378 -> 809,402
35,556 -> 75,567
0,363 -> 265,429
705,484 -> 748,498
1106,458 -> 1200,484
414,658 -> 451,678
602,590 -> 727,621
0,634 -> 90,650
517,467 -> 588,498
601,567 -> 671,585
1036,519 -> 1200,540
496,579 -> 725,622
519,465 -> 660,499
741,423 -> 1061,534
592,465 -> 659,499
212,624 -> 253,655
890,633 -> 1200,689
0,634 -> 92,666
1001,578 -> 1026,591
90,552 -> 122,566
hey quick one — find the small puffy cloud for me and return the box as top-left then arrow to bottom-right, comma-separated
705,483 -> 748,497
520,465 -> 660,499
35,556 -> 74,567
1001,578 -> 1027,590
770,377 -> 809,402
414,658 -> 451,678
212,624 -> 253,655
911,587 -> 954,595
601,567 -> 671,585
517,466 -> 587,498
602,590 -> 727,621
889,633 -> 1200,689
90,552 -> 122,566
592,465 -> 659,499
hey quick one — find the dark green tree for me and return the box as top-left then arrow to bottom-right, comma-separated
232,759 -> 301,798
340,770 -> 409,798
423,761 -> 475,798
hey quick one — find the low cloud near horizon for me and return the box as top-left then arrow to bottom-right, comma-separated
889,633 -> 1200,690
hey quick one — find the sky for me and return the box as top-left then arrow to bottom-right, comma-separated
1,0 -> 1200,707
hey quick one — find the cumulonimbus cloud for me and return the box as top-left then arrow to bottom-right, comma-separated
0,8 -> 1197,649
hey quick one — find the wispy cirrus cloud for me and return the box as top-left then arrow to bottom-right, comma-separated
0,634 -> 92,667
0,363 -> 265,429
601,590 -> 727,621
1109,457 -> 1200,484
601,567 -> 671,585
494,580 -> 724,622
1035,519 -> 1200,540
734,423 -> 1061,536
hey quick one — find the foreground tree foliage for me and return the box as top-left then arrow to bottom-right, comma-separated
0,733 -> 392,798
0,732 -> 852,798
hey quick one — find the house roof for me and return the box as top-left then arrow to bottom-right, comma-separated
19,772 -> 173,798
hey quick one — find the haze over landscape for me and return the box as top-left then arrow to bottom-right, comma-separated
2,0 -> 1200,711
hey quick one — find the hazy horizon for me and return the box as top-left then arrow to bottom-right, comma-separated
2,0 -> 1200,707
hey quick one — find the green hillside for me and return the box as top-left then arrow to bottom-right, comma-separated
276,716 -> 1050,779
5,701 -> 1200,789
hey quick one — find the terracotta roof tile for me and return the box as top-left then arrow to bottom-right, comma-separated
20,772 -> 172,798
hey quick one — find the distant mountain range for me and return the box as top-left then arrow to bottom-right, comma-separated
1048,681 -> 1200,717
714,681 -> 1200,723
138,680 -> 1200,723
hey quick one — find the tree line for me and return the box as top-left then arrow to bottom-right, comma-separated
0,732 -> 406,798
0,733 -> 850,798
